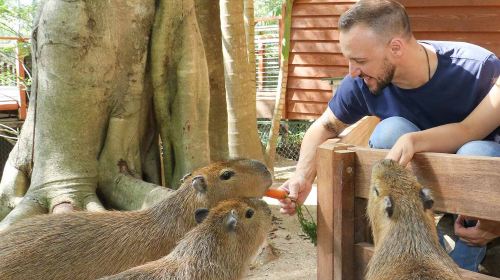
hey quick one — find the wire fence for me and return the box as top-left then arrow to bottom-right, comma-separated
257,119 -> 313,161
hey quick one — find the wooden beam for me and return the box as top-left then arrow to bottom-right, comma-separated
317,141 -> 355,280
350,147 -> 500,221
337,116 -> 380,147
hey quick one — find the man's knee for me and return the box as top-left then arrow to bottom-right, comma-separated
456,141 -> 500,157
369,116 -> 420,149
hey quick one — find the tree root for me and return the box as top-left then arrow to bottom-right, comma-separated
110,160 -> 172,210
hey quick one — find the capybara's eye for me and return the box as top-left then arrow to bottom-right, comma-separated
220,170 -> 235,180
245,209 -> 254,219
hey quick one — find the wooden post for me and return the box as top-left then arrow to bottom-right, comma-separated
317,140 -> 355,280
16,38 -> 27,120
257,42 -> 265,91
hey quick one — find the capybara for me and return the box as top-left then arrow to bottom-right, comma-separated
100,198 -> 272,280
366,159 -> 461,280
0,159 -> 272,280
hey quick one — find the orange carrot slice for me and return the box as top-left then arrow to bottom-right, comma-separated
264,188 -> 288,200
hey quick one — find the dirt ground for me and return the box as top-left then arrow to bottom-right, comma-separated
245,157 -> 317,280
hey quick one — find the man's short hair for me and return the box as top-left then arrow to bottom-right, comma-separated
338,0 -> 412,40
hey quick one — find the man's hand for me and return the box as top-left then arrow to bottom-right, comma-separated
455,215 -> 499,246
278,175 -> 313,215
385,133 -> 416,166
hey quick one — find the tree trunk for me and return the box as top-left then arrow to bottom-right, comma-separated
265,0 -> 294,169
195,0 -> 229,162
0,0 -> 263,228
220,0 -> 264,162
150,0 -> 211,189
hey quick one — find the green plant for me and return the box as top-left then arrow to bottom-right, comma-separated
255,0 -> 282,18
296,203 -> 317,246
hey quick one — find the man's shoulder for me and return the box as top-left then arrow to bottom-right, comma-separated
424,40 -> 496,62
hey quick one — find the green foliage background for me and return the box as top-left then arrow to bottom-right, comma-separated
255,0 -> 283,18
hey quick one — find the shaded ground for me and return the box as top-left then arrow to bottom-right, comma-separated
245,157 -> 317,280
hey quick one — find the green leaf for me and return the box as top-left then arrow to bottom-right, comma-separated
296,203 -> 317,246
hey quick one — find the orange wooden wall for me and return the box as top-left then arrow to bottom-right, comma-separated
285,0 -> 500,120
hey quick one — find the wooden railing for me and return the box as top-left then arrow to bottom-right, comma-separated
0,36 -> 29,120
316,142 -> 500,280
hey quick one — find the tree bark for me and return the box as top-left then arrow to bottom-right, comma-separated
220,0 -> 264,162
0,0 -> 158,227
195,0 -> 229,162
265,0 -> 294,169
0,0 -> 266,227
151,0 -> 210,188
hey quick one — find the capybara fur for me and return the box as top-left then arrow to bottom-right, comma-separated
100,198 -> 272,280
0,159 -> 272,280
366,159 -> 461,280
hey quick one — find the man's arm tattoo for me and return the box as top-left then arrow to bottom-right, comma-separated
320,116 -> 348,136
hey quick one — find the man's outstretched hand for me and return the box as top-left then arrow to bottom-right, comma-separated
278,175 -> 313,215
455,215 -> 499,246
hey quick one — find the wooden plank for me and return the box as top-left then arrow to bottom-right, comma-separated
292,3 -> 352,16
287,77 -> 333,90
291,29 -> 339,41
0,103 -> 19,111
353,242 -> 372,280
289,53 -> 347,66
354,243 -> 499,280
287,101 -> 327,115
407,7 -> 500,32
292,16 -> 340,28
332,150 -> 355,280
338,116 -> 380,147
317,141 -> 343,280
414,32 -> 500,56
289,65 -> 348,78
290,41 -> 342,53
285,112 -> 321,120
350,147 -> 500,221
295,0 -> 356,3
353,198 -> 372,244
400,0 -> 500,7
316,143 -> 354,280
287,89 -> 333,102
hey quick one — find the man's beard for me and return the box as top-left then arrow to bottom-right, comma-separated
364,59 -> 395,96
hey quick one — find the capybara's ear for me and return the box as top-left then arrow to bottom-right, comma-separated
384,196 -> 394,218
419,188 -> 434,210
192,176 -> 207,193
226,209 -> 238,232
180,173 -> 192,183
194,208 -> 210,224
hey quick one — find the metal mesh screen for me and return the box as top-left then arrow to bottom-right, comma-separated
258,119 -> 314,161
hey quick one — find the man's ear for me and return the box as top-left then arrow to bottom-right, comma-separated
388,37 -> 404,57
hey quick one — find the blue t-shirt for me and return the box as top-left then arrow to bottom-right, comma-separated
329,41 -> 500,141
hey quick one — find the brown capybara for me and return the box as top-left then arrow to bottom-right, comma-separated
366,159 -> 462,280
99,198 -> 272,280
0,159 -> 272,280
